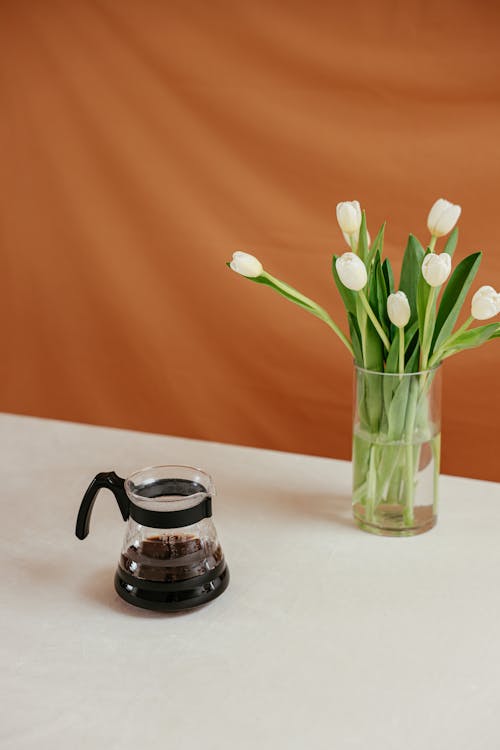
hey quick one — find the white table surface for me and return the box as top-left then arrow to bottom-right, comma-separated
2,412 -> 500,750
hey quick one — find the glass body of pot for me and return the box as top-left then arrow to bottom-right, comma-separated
352,365 -> 442,537
119,466 -> 223,584
114,466 -> 229,611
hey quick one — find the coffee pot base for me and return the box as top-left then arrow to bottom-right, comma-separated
114,562 -> 229,612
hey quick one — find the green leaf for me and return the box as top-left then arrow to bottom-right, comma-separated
332,255 -> 357,316
404,340 -> 420,373
366,222 -> 386,268
355,295 -> 367,365
381,343 -> 421,442
384,332 -> 419,422
253,274 -> 318,314
365,275 -> 384,372
400,234 -> 425,326
381,257 -> 395,342
432,252 -> 482,354
358,210 -> 369,262
355,291 -> 383,428
404,329 -> 420,372
387,376 -> 411,440
384,329 -> 399,373
360,366 -> 383,432
352,432 -> 371,489
348,313 -> 363,365
383,324 -> 417,418
385,321 -> 418,375
227,262 -> 316,312
375,260 -> 390,338
382,258 -> 395,294
442,322 -> 499,356
443,226 -> 459,257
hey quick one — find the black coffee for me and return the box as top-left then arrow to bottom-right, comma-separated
120,534 -> 223,583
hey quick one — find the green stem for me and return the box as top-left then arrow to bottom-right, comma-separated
428,235 -> 437,252
420,286 -> 438,370
262,272 -> 322,309
403,381 -> 419,526
404,443 -> 414,526
448,315 -> 474,342
263,272 -> 354,356
366,446 -> 377,523
432,434 -> 441,515
355,296 -> 368,366
439,348 -> 459,362
322,316 -> 354,354
399,326 -> 405,376
358,290 -> 390,351
349,234 -> 358,253
427,352 -> 441,370
385,455 -> 404,504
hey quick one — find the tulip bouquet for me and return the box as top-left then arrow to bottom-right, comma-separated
227,199 -> 500,535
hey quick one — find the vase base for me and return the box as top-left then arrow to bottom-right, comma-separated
353,503 -> 437,537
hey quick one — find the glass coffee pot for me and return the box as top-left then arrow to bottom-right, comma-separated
76,465 -> 229,611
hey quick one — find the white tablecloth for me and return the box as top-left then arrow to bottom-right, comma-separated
2,413 -> 500,750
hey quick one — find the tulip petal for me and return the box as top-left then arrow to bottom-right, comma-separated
335,252 -> 367,291
387,291 -> 411,328
422,252 -> 452,286
471,284 -> 500,320
427,198 -> 461,237
229,251 -> 263,277
336,200 -> 362,235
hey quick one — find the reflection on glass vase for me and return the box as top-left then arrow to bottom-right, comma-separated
352,364 -> 442,537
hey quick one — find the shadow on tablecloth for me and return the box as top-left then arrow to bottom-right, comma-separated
81,566 -> 203,618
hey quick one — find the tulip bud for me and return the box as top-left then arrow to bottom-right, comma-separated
336,201 -> 362,236
471,285 -> 500,320
229,251 -> 263,278
421,252 -> 452,287
335,252 -> 367,291
387,291 -> 411,328
427,198 -> 461,238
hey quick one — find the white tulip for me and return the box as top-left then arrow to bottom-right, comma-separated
336,201 -> 362,236
229,251 -> 263,278
421,252 -> 452,287
387,291 -> 411,328
427,198 -> 462,238
335,252 -> 367,291
471,285 -> 500,320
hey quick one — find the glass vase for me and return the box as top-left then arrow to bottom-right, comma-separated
352,365 -> 442,537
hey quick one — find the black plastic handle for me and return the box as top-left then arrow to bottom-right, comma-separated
76,471 -> 129,540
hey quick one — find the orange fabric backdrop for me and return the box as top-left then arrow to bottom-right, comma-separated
1,0 -> 499,480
